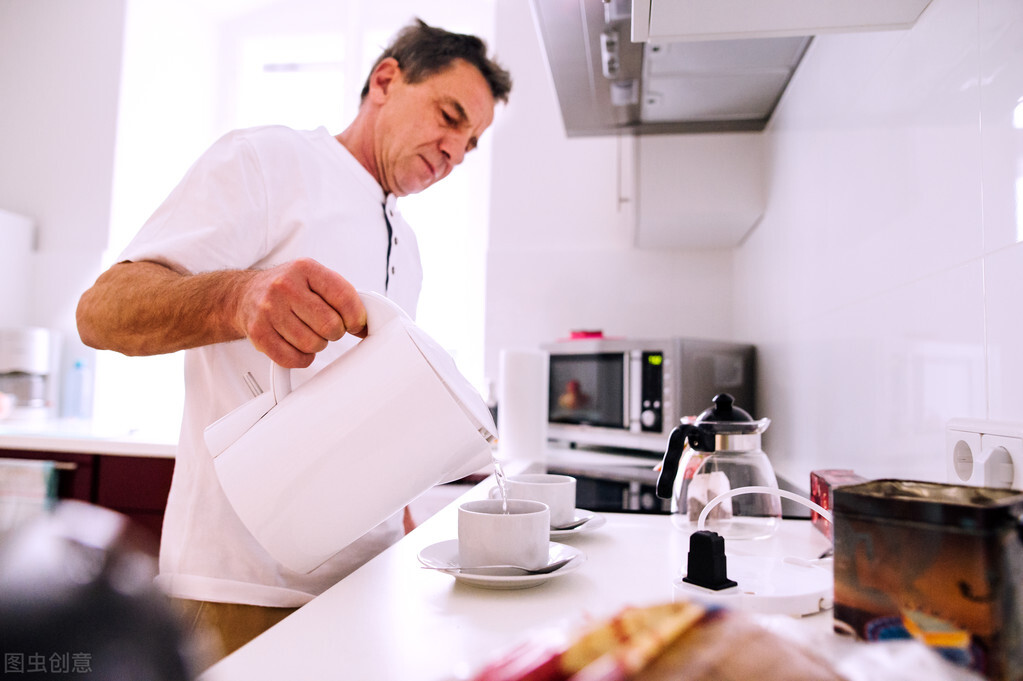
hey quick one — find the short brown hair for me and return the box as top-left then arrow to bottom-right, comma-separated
361,19 -> 512,104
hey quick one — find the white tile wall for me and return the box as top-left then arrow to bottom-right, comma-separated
487,0 -> 1022,489
986,245 -> 1023,420
735,0 -> 1023,484
484,0 -> 737,386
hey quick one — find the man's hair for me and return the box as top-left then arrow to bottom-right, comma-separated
360,19 -> 512,104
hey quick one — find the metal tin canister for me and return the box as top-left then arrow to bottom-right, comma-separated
833,480 -> 1023,681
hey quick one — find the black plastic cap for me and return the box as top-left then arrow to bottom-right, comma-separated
698,393 -> 754,424
682,530 -> 737,591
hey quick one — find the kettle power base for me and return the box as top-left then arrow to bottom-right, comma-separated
673,555 -> 833,617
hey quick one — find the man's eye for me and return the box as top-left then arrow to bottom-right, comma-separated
442,111 -> 456,125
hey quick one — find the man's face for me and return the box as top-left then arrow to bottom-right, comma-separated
373,59 -> 496,197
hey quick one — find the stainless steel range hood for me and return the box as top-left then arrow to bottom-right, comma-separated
529,0 -> 811,136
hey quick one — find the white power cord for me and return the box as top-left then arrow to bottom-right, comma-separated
696,485 -> 833,532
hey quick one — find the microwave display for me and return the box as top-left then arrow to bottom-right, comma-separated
640,352 -> 664,432
548,353 -> 625,428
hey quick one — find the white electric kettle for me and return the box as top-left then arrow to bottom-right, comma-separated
203,291 -> 497,573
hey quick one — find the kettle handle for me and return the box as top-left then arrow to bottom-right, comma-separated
270,290 -> 407,402
656,424 -> 697,499
204,292 -> 408,458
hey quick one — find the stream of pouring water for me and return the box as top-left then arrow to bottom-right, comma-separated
491,455 -> 509,514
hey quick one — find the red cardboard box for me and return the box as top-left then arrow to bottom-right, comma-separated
809,469 -> 867,540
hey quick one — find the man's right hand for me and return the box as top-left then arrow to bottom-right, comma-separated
77,258 -> 366,368
235,258 -> 367,368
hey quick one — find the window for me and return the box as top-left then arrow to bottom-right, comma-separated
234,34 -> 346,131
99,3 -> 495,435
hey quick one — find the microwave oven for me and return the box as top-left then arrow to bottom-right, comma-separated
541,337 -> 756,453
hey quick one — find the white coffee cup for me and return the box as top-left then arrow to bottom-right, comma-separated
499,473 -> 577,528
458,499 -> 550,569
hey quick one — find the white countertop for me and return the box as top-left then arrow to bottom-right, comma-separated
0,418 -> 177,458
199,477 -> 838,681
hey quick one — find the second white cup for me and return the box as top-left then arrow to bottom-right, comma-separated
500,473 -> 577,528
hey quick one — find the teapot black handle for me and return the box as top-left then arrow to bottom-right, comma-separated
656,425 -> 695,499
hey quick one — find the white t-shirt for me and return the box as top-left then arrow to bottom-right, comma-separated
119,126 -> 423,607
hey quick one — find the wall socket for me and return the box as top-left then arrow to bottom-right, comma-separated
946,418 -> 1023,490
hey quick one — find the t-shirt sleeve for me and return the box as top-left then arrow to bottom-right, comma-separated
118,130 -> 270,274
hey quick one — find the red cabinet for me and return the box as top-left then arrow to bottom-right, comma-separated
96,455 -> 175,539
0,449 -> 174,544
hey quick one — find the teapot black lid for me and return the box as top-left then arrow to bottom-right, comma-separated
695,393 -> 754,425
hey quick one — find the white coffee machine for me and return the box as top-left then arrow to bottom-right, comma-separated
0,328 -> 56,421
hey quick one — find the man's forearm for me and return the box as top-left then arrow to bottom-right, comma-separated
77,261 -> 254,356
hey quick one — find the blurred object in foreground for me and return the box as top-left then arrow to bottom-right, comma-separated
470,599 -> 986,681
0,500 -> 194,680
469,602 -> 842,681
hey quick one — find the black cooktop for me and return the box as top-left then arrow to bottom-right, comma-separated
547,460 -> 812,518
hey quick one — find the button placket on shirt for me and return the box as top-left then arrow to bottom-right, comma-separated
384,196 -> 398,289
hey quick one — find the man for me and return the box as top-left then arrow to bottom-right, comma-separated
76,19 -> 511,659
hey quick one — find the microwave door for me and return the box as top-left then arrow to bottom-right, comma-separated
548,353 -> 627,429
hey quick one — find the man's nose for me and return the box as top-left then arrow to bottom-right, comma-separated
439,132 -> 468,167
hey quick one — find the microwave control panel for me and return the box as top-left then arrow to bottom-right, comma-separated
631,350 -> 668,433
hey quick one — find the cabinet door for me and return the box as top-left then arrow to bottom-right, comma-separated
0,449 -> 95,502
96,455 -> 175,540
634,133 -> 765,249
0,449 -> 174,543
632,0 -> 932,41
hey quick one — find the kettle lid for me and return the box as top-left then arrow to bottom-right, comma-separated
691,393 -> 766,435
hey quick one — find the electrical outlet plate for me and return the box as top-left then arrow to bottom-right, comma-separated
983,433 -> 1023,490
946,425 -> 982,485
946,418 -> 1023,490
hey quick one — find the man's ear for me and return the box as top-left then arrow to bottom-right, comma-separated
367,57 -> 401,103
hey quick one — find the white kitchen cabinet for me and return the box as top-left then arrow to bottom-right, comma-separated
632,0 -> 933,42
633,132 -> 765,250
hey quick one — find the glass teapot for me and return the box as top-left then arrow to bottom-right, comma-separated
655,393 -> 781,540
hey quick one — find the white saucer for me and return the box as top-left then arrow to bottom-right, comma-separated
418,540 -> 585,590
550,510 -> 606,538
